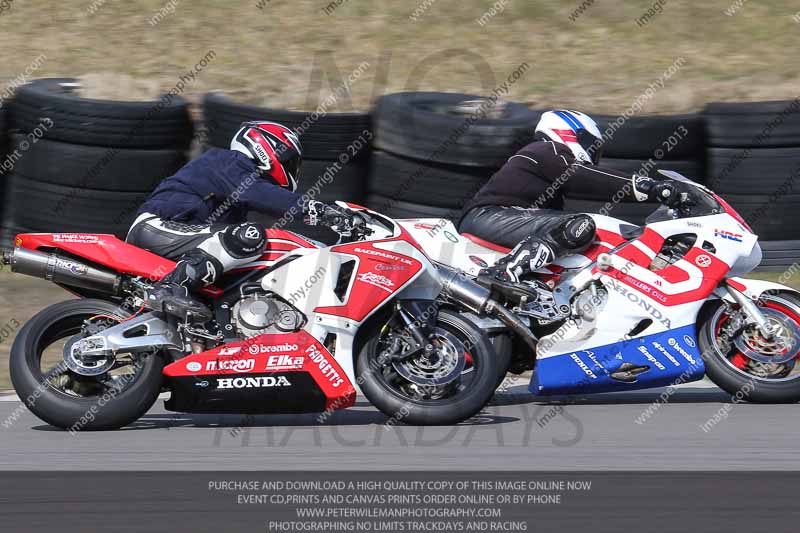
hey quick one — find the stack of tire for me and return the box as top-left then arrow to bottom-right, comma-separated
563,113 -> 706,225
367,92 -> 540,222
704,101 -> 800,270
1,78 -> 193,248
0,104 -> 7,207
202,92 -> 371,243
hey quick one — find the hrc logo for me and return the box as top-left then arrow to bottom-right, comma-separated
714,229 -> 743,242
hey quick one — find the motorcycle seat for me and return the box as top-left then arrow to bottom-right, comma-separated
461,233 -> 512,254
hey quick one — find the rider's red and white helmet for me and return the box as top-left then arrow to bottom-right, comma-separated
230,121 -> 303,192
535,110 -> 604,165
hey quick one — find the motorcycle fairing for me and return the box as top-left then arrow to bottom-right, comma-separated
530,323 -> 705,395
163,330 -> 355,414
15,233 -> 175,280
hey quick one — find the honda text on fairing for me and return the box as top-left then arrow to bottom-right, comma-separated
402,171 -> 800,402
4,203 -> 527,430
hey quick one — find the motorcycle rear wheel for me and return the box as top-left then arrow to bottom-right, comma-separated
357,309 -> 500,425
10,299 -> 164,430
699,294 -> 800,403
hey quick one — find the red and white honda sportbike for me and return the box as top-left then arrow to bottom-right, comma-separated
5,205 -> 526,430
401,172 -> 800,402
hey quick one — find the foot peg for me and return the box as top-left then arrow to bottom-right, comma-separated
610,363 -> 650,383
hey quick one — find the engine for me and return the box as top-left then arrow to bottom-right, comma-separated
231,292 -> 306,338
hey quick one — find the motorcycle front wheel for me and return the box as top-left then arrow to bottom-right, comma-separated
357,308 -> 500,425
699,293 -> 800,403
10,299 -> 164,430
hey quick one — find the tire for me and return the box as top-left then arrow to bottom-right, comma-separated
562,197 -> 660,226
699,295 -> 800,403
357,308 -> 501,425
603,158 -> 704,183
4,175 -> 147,237
721,193 -> 800,241
704,100 -> 800,148
203,92 -> 371,160
595,113 -> 705,159
0,105 -> 7,146
491,333 -> 513,390
761,240 -> 800,258
300,158 -> 368,204
9,299 -> 164,430
365,193 -> 457,220
373,92 -> 539,167
10,134 -> 185,192
706,147 -> 800,194
10,78 -> 193,149
368,151 -> 493,208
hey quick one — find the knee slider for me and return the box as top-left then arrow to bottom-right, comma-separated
221,222 -> 266,259
552,215 -> 595,250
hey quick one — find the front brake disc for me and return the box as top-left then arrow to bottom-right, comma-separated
392,330 -> 466,386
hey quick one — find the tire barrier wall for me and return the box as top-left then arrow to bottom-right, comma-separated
0,78 -> 193,248
0,82 -> 796,269
366,92 -> 539,224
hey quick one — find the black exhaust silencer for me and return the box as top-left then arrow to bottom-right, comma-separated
3,247 -> 120,294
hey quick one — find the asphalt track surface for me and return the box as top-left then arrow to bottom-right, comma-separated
1,380 -> 798,471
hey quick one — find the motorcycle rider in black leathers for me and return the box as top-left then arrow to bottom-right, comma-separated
459,109 -> 681,284
127,121 -> 355,318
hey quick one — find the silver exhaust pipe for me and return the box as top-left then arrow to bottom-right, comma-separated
437,265 -> 539,353
3,247 -> 121,294
437,266 -> 491,314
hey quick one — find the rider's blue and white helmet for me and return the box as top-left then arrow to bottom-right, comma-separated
535,110 -> 604,165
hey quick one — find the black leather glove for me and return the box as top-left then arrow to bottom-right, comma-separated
302,200 -> 356,236
632,177 -> 682,207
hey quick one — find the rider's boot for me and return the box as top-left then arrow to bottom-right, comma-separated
144,250 -> 219,322
478,236 -> 556,285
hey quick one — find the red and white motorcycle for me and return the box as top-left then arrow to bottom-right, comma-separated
400,172 -> 800,402
5,204 -> 525,430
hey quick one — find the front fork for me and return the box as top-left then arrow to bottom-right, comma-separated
725,282 -> 774,339
389,300 -> 438,361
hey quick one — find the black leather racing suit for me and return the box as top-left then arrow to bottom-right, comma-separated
459,140 -> 640,281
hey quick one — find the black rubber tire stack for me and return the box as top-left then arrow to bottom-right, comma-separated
563,113 -> 707,226
367,92 -> 541,222
1,78 -> 193,248
203,92 -> 371,243
0,105 -> 7,222
758,240 -> 800,272
704,101 -> 800,243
